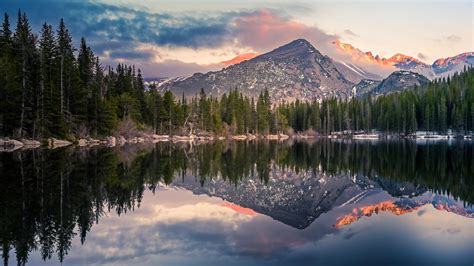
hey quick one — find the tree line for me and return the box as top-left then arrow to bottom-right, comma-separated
1,11 -> 473,140
277,67 -> 474,135
152,67 -> 474,136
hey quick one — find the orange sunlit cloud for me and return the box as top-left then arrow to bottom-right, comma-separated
234,9 -> 335,53
221,202 -> 258,216
220,52 -> 258,65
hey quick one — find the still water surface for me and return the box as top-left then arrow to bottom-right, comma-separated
1,139 -> 473,265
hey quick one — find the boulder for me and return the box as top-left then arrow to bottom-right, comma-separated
47,138 -> 72,148
117,136 -> 127,146
246,134 -> 257,140
87,138 -> 101,144
78,139 -> 88,146
106,136 -> 116,147
266,134 -> 279,140
152,134 -> 169,139
172,135 -> 195,142
21,139 -> 41,146
0,138 -> 24,152
151,134 -> 169,142
232,135 -> 247,140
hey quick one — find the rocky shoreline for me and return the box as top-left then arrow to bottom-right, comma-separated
3,131 -> 471,152
0,133 -> 295,152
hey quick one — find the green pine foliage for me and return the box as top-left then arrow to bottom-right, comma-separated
0,12 -> 148,139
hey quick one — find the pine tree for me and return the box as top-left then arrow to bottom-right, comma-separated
55,18 -> 74,135
38,23 -> 57,137
13,11 -> 38,137
0,13 -> 13,136
162,91 -> 175,132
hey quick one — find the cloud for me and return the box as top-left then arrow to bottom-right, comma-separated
0,1 -> 356,77
417,52 -> 427,61
343,29 -> 359,37
70,4 -> 238,49
109,50 -> 155,61
1,0 -> 240,49
232,9 -> 337,53
446,34 -> 462,42
100,58 -> 222,78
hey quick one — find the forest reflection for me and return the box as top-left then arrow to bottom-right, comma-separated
0,139 -> 473,264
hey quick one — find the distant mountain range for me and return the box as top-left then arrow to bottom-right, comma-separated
432,52 -> 474,75
333,40 -> 473,79
157,39 -> 472,102
354,71 -> 430,97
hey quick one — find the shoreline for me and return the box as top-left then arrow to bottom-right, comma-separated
1,132 -> 472,152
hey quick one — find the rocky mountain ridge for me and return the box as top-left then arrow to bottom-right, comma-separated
171,166 -> 428,229
354,71 -> 430,97
160,39 -> 355,102
158,38 -> 470,102
333,40 -> 472,79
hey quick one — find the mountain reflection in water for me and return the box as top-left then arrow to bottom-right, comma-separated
0,139 -> 473,265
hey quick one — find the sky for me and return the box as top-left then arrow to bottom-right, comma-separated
23,188 -> 474,265
0,0 -> 472,77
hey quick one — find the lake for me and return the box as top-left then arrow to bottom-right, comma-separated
1,139 -> 473,265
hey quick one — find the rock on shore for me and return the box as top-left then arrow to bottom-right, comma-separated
0,138 -> 24,152
106,136 -> 116,147
47,138 -> 72,148
21,139 -> 41,146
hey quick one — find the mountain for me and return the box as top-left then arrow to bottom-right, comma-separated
432,52 -> 474,76
157,39 -> 469,102
172,167 -> 380,229
354,71 -> 430,97
333,40 -> 473,79
388,54 -> 435,78
334,61 -> 382,83
352,79 -> 381,96
333,40 -> 433,77
333,40 -> 435,78
160,39 -> 354,102
374,71 -> 430,94
170,165 -> 466,229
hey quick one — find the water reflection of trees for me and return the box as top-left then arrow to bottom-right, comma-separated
0,140 -> 472,264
